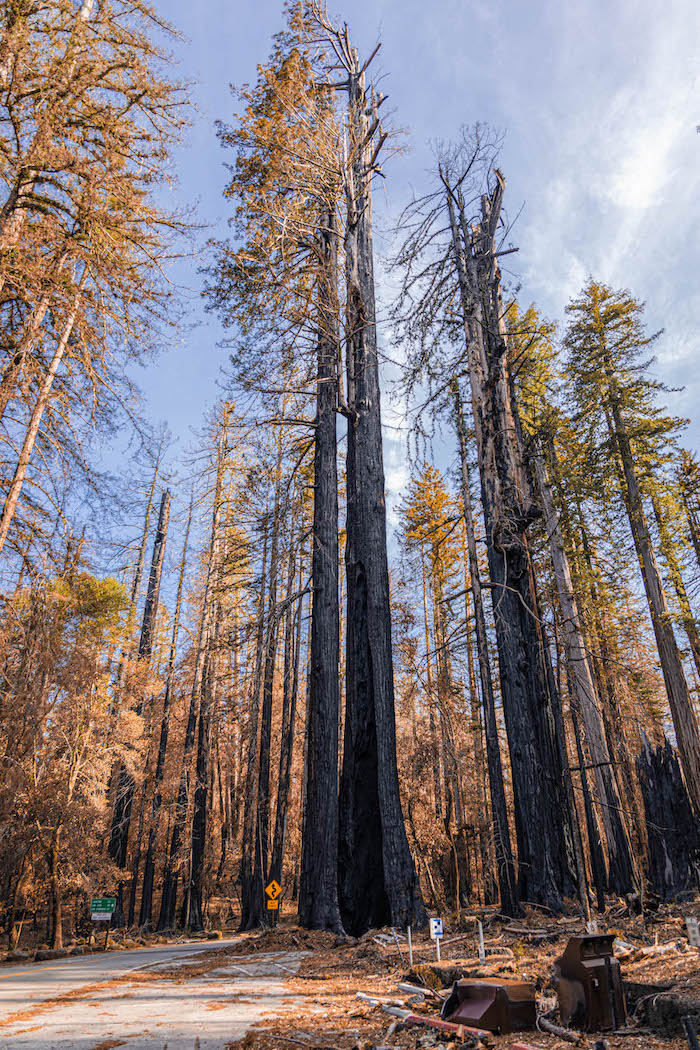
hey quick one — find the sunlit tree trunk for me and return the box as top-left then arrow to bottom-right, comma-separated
0,272 -> 85,557
604,386 -> 700,811
532,441 -> 635,894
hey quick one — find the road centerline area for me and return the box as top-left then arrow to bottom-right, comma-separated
0,940 -> 307,1049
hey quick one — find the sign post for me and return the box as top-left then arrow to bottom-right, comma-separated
429,918 -> 443,962
90,898 -> 116,951
686,916 -> 700,954
265,880 -> 282,921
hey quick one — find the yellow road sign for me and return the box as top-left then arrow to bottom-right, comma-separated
265,879 -> 282,900
267,899 -> 280,910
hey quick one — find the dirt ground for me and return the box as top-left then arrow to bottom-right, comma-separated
227,902 -> 700,1050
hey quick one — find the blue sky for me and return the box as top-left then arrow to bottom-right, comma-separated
144,0 -> 700,517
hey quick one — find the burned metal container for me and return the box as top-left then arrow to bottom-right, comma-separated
441,978 -> 537,1034
555,934 -> 626,1031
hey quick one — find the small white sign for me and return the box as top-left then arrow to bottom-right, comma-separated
586,919 -> 599,934
686,916 -> 700,947
429,918 -> 443,940
91,913 -> 111,922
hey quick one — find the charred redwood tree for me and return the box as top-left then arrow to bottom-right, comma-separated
637,735 -> 700,899
443,165 -> 578,908
108,487 -> 170,926
453,382 -> 518,916
139,496 -> 193,928
314,12 -> 425,935
299,203 -> 344,932
158,423 -> 226,930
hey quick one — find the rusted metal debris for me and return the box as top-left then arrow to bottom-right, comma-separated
555,934 -> 626,1032
440,978 -> 536,1035
380,1004 -> 494,1043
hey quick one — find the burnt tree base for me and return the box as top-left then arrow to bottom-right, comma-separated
636,736 -> 700,900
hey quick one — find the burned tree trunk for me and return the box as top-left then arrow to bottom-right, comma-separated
256,456 -> 283,890
571,701 -> 607,912
139,498 -> 192,927
238,518 -> 270,931
109,488 -> 170,927
271,529 -> 303,914
443,170 -> 577,908
47,828 -> 62,949
334,30 -> 424,934
158,425 -> 226,930
187,608 -> 221,931
453,383 -> 517,915
300,204 -> 344,932
636,736 -> 700,900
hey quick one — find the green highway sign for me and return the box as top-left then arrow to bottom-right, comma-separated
90,897 -> 116,917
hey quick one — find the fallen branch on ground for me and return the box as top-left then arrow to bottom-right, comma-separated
537,1015 -> 587,1045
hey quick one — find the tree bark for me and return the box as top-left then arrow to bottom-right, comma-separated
651,494 -> 700,682
255,450 -> 284,891
571,700 -> 607,911
532,442 -> 635,893
453,382 -> 518,915
158,426 -> 225,929
238,515 -> 270,931
188,607 -> 221,930
300,203 -> 343,931
605,388 -> 700,811
444,173 -> 577,908
0,272 -> 85,556
636,735 -> 700,899
47,828 -> 62,949
420,548 -> 443,818
338,45 -> 424,934
109,489 -> 170,926
271,529 -> 302,918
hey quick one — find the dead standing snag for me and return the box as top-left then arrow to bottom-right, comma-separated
309,4 -> 425,935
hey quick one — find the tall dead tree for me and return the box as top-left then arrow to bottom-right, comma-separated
108,487 -> 170,926
299,204 -> 343,932
271,523 -> 304,902
186,600 -> 222,931
453,382 -> 517,915
238,515 -> 270,931
139,495 -> 193,928
255,448 -> 284,893
443,165 -> 577,907
312,10 -> 425,934
158,420 -> 227,929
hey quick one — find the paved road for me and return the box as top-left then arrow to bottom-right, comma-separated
0,939 -> 240,1017
0,939 -> 306,1048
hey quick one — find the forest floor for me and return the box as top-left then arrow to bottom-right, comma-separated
228,902 -> 700,1050
0,903 -> 698,1049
